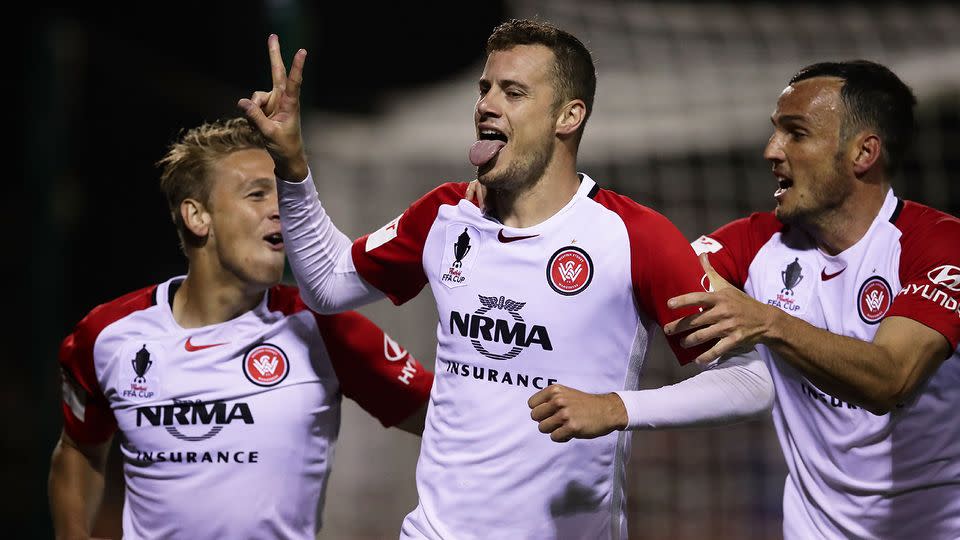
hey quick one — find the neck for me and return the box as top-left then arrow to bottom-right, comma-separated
173,257 -> 264,328
492,157 -> 581,228
804,181 -> 890,255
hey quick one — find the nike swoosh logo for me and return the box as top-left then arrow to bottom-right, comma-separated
185,337 -> 228,352
498,229 -> 539,243
821,267 -> 846,281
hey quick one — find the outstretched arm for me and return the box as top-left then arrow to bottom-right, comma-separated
665,255 -> 951,415
49,431 -> 112,540
239,35 -> 384,312
528,349 -> 773,442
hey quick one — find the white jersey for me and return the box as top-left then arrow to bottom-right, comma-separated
351,175 -> 710,540
693,190 -> 960,539
59,277 -> 432,539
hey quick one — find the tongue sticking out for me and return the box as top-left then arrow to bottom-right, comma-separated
469,140 -> 506,167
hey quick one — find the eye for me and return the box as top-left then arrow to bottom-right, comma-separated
247,190 -> 266,199
789,130 -> 807,141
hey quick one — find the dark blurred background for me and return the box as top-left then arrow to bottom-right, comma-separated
20,2 -> 958,539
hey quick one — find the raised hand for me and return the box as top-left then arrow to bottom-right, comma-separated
238,34 -> 309,181
528,384 -> 627,443
664,254 -> 773,364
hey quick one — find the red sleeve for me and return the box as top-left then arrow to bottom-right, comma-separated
594,190 -> 715,365
58,286 -> 155,444
313,311 -> 433,427
351,182 -> 468,305
888,202 -> 960,349
692,212 -> 783,289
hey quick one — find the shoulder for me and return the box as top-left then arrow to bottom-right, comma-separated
712,212 -> 783,242
72,285 -> 158,345
590,188 -> 681,234
413,182 -> 470,208
893,200 -> 960,241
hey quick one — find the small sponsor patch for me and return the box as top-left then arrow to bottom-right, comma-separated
547,246 -> 594,296
439,224 -> 481,289
243,344 -> 290,387
383,334 -> 408,362
858,276 -> 892,324
690,235 -> 723,256
365,213 -> 403,252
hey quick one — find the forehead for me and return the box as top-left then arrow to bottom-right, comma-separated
481,44 -> 555,85
209,148 -> 275,192
774,77 -> 844,122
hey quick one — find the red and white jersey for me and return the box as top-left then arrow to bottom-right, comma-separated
58,277 -> 432,540
693,190 -> 960,540
352,175 -> 708,540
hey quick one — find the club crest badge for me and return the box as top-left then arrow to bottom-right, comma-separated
440,224 -> 481,289
858,276 -> 892,324
242,343 -> 290,387
547,246 -> 593,296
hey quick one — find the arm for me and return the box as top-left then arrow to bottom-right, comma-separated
238,35 -> 384,313
394,403 -> 429,436
49,430 -> 112,540
666,255 -> 952,415
528,349 -> 773,442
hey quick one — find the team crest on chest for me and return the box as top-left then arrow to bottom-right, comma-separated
440,224 -> 481,289
242,343 -> 290,387
858,276 -> 892,324
547,246 -> 593,296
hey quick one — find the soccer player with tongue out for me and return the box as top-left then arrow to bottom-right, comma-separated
241,19 -> 775,540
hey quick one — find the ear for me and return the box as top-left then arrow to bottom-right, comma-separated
851,133 -> 882,176
180,198 -> 212,239
555,99 -> 586,137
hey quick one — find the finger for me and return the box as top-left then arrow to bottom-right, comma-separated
680,325 -> 727,348
285,48 -> 307,101
694,337 -> 738,365
537,414 -> 566,435
667,291 -> 715,310
527,387 -> 551,409
530,401 -> 559,422
465,181 -> 477,201
700,253 -> 731,291
550,426 -> 574,443
237,98 -> 273,134
251,91 -> 272,108
268,34 -> 288,89
664,310 -> 716,336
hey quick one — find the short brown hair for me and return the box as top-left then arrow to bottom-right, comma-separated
156,118 -> 267,249
487,19 -> 597,138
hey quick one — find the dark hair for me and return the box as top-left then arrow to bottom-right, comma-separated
790,60 -> 916,176
487,18 -> 597,138
157,117 -> 267,249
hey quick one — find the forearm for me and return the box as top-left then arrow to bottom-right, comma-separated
277,171 -> 385,312
615,348 -> 773,430
763,308 -> 899,412
49,440 -> 106,540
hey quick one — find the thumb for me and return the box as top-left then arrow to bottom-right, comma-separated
237,98 -> 273,133
700,253 -> 731,291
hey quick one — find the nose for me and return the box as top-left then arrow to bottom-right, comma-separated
476,91 -> 501,121
764,132 -> 785,164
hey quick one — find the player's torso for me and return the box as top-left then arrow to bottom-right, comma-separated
95,279 -> 340,539
745,197 -> 960,538
410,182 -> 643,539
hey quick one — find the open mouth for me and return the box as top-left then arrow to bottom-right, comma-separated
264,233 -> 284,249
774,176 -> 794,198
469,128 -> 508,168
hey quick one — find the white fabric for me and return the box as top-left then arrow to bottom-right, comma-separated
615,348 -> 773,429
277,173 -> 384,312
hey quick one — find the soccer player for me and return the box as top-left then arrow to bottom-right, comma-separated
239,22 -> 774,540
666,61 -> 960,539
48,118 -> 433,539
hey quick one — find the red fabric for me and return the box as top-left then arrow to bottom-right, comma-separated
59,286 -> 156,444
593,189 -> 716,365
269,285 -> 432,427
704,212 -> 784,290
889,202 -> 960,350
351,182 -> 469,305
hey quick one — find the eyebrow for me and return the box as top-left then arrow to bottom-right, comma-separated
479,78 -> 532,92
772,114 -> 808,126
242,177 -> 275,191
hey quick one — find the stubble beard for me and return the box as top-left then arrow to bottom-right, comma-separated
776,150 -> 851,228
479,137 -> 554,195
